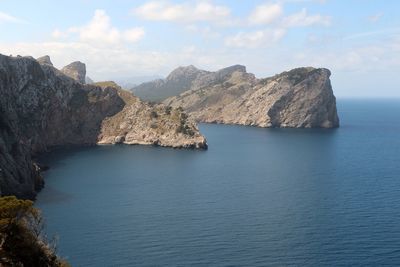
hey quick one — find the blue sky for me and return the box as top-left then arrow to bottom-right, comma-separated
1,0 -> 399,97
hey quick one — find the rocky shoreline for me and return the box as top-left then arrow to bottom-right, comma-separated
0,54 -> 206,199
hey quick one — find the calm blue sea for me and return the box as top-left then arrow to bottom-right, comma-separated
36,99 -> 400,266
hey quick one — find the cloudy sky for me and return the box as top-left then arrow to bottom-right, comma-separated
1,0 -> 399,97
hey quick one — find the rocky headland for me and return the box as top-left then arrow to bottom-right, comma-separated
158,65 -> 339,128
95,81 -> 207,149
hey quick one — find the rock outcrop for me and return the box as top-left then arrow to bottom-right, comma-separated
61,61 -> 86,84
0,55 -> 206,199
163,66 -> 339,128
95,82 -> 207,149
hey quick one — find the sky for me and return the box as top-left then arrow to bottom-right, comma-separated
0,0 -> 399,97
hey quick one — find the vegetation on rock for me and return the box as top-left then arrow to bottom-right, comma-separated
0,196 -> 69,267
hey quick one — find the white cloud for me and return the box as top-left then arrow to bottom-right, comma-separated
52,29 -> 69,39
225,28 -> 286,48
0,41 -> 229,80
0,11 -> 25,24
248,3 -> 283,25
55,10 -> 145,45
0,10 -> 149,80
133,1 -> 231,24
390,36 -> 400,51
224,6 -> 331,49
73,10 -> 121,44
287,39 -> 400,74
343,28 -> 400,41
123,28 -> 145,43
368,12 -> 383,23
283,8 -> 331,27
185,24 -> 221,38
0,41 -> 169,78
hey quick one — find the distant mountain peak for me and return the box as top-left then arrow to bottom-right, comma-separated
61,61 -> 86,84
36,55 -> 53,66
166,65 -> 204,81
132,64 -> 251,102
217,64 -> 246,74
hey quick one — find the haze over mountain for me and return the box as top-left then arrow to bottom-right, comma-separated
116,75 -> 163,90
131,65 -> 209,102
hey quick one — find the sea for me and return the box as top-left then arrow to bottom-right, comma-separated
36,99 -> 400,266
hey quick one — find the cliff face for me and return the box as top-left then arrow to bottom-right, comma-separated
163,66 -> 339,128
0,55 -> 206,199
0,55 -> 124,198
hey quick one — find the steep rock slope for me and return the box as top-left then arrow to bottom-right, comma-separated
0,55 -> 206,199
164,67 -> 339,128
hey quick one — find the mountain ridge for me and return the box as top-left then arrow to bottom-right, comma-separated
163,66 -> 339,128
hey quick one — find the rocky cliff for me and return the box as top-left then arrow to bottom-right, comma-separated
0,55 -> 206,199
163,66 -> 339,128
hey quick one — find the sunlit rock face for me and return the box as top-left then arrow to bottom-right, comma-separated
163,66 -> 339,128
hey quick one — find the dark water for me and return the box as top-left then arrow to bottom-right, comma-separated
36,99 -> 400,266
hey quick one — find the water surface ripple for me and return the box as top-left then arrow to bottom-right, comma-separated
37,99 -> 400,266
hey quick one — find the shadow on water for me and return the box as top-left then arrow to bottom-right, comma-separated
38,146 -> 100,168
39,144 -> 207,168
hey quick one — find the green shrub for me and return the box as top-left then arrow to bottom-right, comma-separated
150,110 -> 158,119
180,112 -> 188,120
0,196 -> 69,267
175,121 -> 195,136
165,106 -> 172,115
